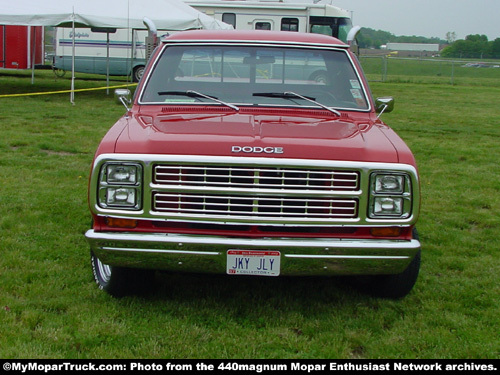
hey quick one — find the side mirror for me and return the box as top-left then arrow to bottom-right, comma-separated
375,96 -> 395,116
115,89 -> 131,111
347,25 -> 361,56
347,26 -> 362,46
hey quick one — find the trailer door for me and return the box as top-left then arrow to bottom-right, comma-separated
0,26 -> 4,68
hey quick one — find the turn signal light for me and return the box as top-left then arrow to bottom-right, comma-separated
105,217 -> 138,229
370,227 -> 401,237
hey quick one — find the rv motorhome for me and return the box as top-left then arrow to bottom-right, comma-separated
185,0 -> 354,42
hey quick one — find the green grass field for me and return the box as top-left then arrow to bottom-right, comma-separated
0,67 -> 499,359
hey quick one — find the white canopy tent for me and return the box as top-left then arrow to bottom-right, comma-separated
0,0 -> 230,30
0,0 -> 231,102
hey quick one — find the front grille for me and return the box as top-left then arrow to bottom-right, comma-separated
153,165 -> 359,190
151,164 -> 360,223
153,193 -> 358,219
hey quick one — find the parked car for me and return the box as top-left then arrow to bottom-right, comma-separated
85,30 -> 421,298
462,62 -> 490,68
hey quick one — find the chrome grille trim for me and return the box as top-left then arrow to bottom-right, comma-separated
154,165 -> 359,191
153,193 -> 358,219
151,163 -> 360,223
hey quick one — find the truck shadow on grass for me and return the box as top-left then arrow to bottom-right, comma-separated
130,270 -> 374,308
102,271 -> 411,336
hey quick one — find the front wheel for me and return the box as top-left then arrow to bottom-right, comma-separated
351,229 -> 421,299
132,65 -> 145,82
52,66 -> 65,78
91,252 -> 154,297
365,250 -> 421,299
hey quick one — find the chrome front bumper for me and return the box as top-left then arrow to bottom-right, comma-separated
86,230 -> 420,276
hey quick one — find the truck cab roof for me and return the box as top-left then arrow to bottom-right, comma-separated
162,29 -> 348,48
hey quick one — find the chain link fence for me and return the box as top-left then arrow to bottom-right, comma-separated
359,56 -> 500,86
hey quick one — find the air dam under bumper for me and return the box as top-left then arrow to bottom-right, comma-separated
85,230 -> 421,276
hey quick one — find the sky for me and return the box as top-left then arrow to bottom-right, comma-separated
329,0 -> 500,41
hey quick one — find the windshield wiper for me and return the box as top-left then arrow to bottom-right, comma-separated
253,91 -> 340,116
158,90 -> 239,111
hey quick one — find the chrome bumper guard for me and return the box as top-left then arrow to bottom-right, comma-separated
86,230 -> 420,276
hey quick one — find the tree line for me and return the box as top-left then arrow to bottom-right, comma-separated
357,28 -> 445,49
440,35 -> 500,59
358,28 -> 500,59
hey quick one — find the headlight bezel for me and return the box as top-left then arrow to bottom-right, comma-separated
98,162 -> 143,210
368,172 -> 412,219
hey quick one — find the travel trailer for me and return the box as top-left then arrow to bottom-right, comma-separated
52,27 -> 149,82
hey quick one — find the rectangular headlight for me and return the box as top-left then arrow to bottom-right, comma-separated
106,164 -> 139,184
374,174 -> 404,194
373,197 -> 403,216
106,187 -> 137,207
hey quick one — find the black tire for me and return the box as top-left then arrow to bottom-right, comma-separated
132,65 -> 145,82
52,66 -> 65,78
352,229 -> 421,299
91,252 -> 155,297
366,250 -> 420,299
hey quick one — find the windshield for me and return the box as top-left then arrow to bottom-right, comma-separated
309,16 -> 353,42
140,45 -> 369,111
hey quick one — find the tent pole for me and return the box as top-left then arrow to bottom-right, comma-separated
70,10 -> 75,105
128,0 -> 132,84
130,29 -> 135,84
106,32 -> 110,94
31,27 -> 35,84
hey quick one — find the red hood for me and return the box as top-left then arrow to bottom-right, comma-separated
112,108 -> 402,163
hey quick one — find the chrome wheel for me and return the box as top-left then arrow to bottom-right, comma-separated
133,66 -> 145,82
90,252 -> 155,297
96,258 -> 112,284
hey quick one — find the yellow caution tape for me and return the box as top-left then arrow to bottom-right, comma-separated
0,83 -> 137,98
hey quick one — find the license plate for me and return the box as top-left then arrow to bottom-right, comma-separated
227,250 -> 281,276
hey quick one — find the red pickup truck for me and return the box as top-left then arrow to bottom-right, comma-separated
85,30 -> 421,298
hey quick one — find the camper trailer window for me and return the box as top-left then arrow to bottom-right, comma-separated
222,13 -> 236,28
255,22 -> 271,30
281,18 -> 299,32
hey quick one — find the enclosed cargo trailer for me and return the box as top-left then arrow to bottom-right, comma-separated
0,25 -> 44,70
